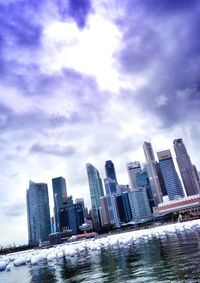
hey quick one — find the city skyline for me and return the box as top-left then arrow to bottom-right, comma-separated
1,0 -> 200,246
3,136 -> 200,246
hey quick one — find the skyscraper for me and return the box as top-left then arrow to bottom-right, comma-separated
157,150 -> 184,200
143,142 -> 163,206
136,168 -> 154,211
104,177 -> 120,226
155,162 -> 167,196
173,138 -> 200,196
116,184 -> 129,194
105,160 -> 117,183
26,181 -> 51,247
86,163 -> 104,228
116,192 -> 132,223
52,176 -> 67,232
100,196 -> 110,226
59,202 -> 84,235
127,161 -> 142,189
128,188 -> 152,222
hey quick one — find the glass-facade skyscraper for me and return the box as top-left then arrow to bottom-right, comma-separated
116,192 -> 132,223
157,150 -> 184,200
26,181 -> 51,247
86,163 -> 104,228
128,188 -> 152,222
59,202 -> 84,234
173,138 -> 200,196
143,142 -> 163,206
127,161 -> 142,189
52,176 -> 67,232
104,177 -> 120,226
105,160 -> 117,183
136,168 -> 154,211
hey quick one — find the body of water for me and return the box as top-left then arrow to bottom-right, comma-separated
0,220 -> 200,283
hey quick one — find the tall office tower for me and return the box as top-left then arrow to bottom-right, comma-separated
104,177 -> 120,226
116,192 -> 132,223
143,142 -> 163,206
136,169 -> 154,211
104,177 -> 117,195
127,161 -> 142,189
75,198 -> 88,219
128,188 -> 152,222
52,176 -> 67,232
100,196 -> 110,226
105,160 -> 118,183
86,163 -> 104,228
116,184 -> 129,194
155,162 -> 167,196
173,138 -> 200,196
157,150 -> 184,200
26,181 -> 51,247
59,203 -> 84,234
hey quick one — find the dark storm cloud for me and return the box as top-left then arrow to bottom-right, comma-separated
57,0 -> 92,28
30,143 -> 76,157
116,0 -> 200,128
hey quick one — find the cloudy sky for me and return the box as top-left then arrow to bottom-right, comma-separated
1,0 -> 200,246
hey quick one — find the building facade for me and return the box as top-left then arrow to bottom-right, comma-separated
128,188 -> 152,222
143,142 -> 163,206
157,150 -> 184,200
105,160 -> 118,183
136,169 -> 154,211
86,163 -> 104,228
59,203 -> 84,235
127,161 -> 142,189
104,177 -> 120,226
52,176 -> 67,232
173,138 -> 200,196
26,181 -> 51,246
116,184 -> 129,194
100,196 -> 110,226
116,192 -> 132,223
155,162 -> 167,196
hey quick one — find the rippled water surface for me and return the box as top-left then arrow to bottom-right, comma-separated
1,221 -> 200,283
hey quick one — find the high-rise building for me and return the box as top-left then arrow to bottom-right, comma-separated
75,198 -> 88,219
155,162 -> 167,196
116,192 -> 132,223
104,177 -> 120,226
136,168 -> 154,211
26,181 -> 51,247
116,184 -> 129,194
128,188 -> 152,222
173,138 -> 200,196
127,161 -> 142,189
100,196 -> 110,226
157,150 -> 184,200
86,163 -> 104,228
59,203 -> 84,235
143,142 -> 163,206
52,176 -> 67,232
105,160 -> 117,183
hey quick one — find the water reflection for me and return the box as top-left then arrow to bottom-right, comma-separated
29,260 -> 57,283
1,227 -> 200,283
60,255 -> 92,282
